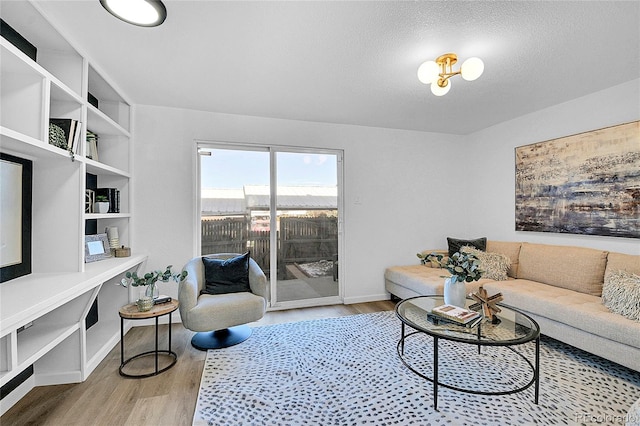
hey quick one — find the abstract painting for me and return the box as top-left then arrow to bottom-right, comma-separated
515,121 -> 640,239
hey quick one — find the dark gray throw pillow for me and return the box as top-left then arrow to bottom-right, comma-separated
201,252 -> 251,295
447,237 -> 487,257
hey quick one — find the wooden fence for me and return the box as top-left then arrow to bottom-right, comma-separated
201,215 -> 337,278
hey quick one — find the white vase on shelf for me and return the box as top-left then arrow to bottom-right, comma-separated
94,201 -> 109,213
443,276 -> 467,308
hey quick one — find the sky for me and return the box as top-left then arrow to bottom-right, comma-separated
200,149 -> 337,188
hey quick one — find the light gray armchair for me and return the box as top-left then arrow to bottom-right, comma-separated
179,254 -> 268,350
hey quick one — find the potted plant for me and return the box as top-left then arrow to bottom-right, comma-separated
94,195 -> 110,213
119,265 -> 188,311
419,251 -> 483,307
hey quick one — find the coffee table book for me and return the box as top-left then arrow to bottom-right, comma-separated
431,304 -> 481,325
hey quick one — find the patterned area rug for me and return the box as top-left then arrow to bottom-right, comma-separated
193,311 -> 640,425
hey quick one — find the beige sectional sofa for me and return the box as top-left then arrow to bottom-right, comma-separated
384,241 -> 640,372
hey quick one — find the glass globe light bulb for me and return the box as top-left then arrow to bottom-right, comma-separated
460,57 -> 484,81
417,61 -> 440,84
430,79 -> 451,96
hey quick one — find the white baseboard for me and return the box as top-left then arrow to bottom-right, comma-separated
0,370 -> 82,416
0,375 -> 34,416
35,370 -> 82,387
343,293 -> 390,305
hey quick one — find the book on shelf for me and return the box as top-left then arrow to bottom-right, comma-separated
49,118 -> 82,153
95,188 -> 120,213
86,130 -> 99,161
431,304 -> 481,325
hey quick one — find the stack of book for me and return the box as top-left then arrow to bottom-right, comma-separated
428,304 -> 483,328
49,118 -> 82,154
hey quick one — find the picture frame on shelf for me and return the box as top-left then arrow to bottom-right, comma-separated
1,153 -> 33,282
84,233 -> 111,263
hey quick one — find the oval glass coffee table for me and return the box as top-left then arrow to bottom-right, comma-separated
395,295 -> 540,410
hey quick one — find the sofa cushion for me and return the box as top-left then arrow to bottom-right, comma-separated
486,241 -> 522,278
483,280 -> 640,349
605,252 -> 640,278
602,270 -> 640,321
447,237 -> 486,257
384,265 -> 489,296
461,246 -> 510,281
516,243 -> 608,296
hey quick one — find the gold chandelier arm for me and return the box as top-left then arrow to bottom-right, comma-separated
436,70 -> 461,87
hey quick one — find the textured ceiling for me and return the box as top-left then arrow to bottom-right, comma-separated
25,1 -> 640,134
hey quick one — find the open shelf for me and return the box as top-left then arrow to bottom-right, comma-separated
0,0 -> 137,414
84,158 -> 130,178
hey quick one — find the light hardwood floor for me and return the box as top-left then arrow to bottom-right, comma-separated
2,300 -> 395,426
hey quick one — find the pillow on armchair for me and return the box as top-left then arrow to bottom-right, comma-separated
201,252 -> 252,295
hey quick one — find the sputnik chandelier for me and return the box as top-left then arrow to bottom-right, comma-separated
417,53 -> 484,96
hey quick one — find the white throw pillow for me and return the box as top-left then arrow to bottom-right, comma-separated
461,246 -> 510,281
602,270 -> 640,321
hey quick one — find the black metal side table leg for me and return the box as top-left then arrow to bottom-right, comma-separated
154,316 -> 159,374
535,336 -> 540,404
120,316 -> 125,366
433,336 -> 439,411
168,312 -> 172,353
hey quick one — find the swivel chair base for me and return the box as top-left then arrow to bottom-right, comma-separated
191,325 -> 253,350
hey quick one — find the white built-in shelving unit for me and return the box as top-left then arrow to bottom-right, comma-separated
0,1 -> 146,414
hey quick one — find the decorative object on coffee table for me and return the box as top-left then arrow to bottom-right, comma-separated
424,251 -> 483,307
470,286 -> 503,323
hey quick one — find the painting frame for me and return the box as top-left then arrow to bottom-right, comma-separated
515,120 -> 640,239
1,153 -> 33,283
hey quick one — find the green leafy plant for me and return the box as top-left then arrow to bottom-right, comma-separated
418,251 -> 483,283
95,195 -> 109,202
119,265 -> 187,287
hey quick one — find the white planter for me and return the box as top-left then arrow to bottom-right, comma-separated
443,276 -> 467,307
94,202 -> 109,213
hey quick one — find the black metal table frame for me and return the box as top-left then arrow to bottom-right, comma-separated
396,309 -> 540,411
119,310 -> 177,378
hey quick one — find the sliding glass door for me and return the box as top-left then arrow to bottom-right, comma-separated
199,144 -> 342,309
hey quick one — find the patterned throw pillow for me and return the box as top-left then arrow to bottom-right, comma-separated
602,270 -> 640,321
461,246 -> 510,281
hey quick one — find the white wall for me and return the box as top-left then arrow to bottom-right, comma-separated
133,79 -> 639,306
464,79 -> 640,255
132,106 -> 463,304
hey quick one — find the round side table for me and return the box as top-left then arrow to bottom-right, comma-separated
118,299 -> 179,378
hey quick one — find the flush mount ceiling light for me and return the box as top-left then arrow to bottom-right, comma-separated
417,53 -> 484,96
100,0 -> 167,27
